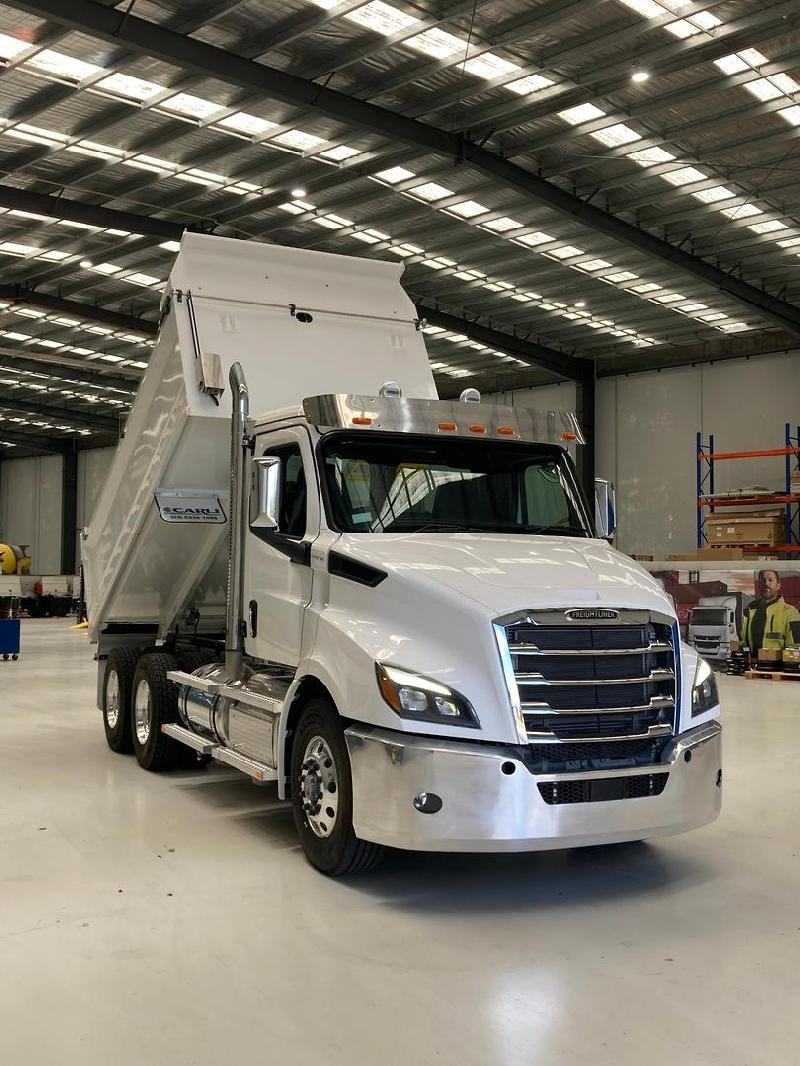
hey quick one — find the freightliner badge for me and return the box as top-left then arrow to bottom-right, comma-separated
154,489 -> 228,524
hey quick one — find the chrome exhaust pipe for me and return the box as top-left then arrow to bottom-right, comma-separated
225,361 -> 249,680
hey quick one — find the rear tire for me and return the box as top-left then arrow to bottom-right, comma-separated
290,697 -> 384,876
102,646 -> 139,754
131,652 -> 183,771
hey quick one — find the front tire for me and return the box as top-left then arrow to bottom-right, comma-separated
290,697 -> 384,876
102,646 -> 139,754
131,652 -> 183,771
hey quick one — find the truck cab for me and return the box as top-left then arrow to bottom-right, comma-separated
83,234 -> 722,875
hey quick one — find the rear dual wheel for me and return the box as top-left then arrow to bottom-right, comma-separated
131,652 -> 186,771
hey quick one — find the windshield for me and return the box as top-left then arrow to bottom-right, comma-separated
320,432 -> 591,535
690,608 -> 728,626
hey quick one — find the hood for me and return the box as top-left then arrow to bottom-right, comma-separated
334,532 -> 675,617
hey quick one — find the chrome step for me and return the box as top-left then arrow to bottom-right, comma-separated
161,722 -> 217,755
213,746 -> 277,783
167,669 -> 221,694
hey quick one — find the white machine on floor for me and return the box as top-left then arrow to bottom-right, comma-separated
83,233 -> 722,876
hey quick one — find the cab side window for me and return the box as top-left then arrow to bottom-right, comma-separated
266,443 -> 307,539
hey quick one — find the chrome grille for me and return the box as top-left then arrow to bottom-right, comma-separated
502,609 -> 677,745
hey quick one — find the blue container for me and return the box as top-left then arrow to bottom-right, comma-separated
0,618 -> 20,658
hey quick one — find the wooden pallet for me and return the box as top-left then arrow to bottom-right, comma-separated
745,669 -> 800,681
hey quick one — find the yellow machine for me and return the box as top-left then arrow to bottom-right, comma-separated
0,543 -> 31,575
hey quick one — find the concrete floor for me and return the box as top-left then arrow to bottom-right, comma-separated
1,620 -> 798,1065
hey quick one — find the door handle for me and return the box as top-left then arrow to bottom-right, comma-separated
248,599 -> 258,638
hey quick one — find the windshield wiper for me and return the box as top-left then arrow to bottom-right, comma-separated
389,521 -> 491,533
522,523 -> 588,537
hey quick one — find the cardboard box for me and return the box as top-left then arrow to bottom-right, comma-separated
706,513 -> 785,547
729,640 -> 741,653
758,649 -> 783,663
783,647 -> 800,664
629,554 -> 654,561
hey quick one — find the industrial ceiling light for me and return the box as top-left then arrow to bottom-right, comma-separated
631,65 -> 650,83
291,187 -> 307,198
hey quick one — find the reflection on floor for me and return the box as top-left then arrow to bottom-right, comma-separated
0,620 -> 797,1065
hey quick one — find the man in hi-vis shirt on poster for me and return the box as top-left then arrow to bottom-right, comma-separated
740,570 -> 800,655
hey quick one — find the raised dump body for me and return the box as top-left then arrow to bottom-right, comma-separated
83,233 -> 436,642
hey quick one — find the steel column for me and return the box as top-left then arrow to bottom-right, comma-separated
61,445 -> 78,574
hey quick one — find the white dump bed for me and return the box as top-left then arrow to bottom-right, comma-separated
83,234 -> 435,641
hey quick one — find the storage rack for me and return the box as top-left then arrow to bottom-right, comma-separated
696,422 -> 800,552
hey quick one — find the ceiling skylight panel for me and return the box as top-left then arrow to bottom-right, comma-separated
373,165 -> 415,183
559,102 -> 606,124
513,231 -> 556,247
749,219 -> 787,233
693,185 -> 735,203
271,129 -> 325,151
591,123 -> 641,147
95,73 -> 162,101
407,181 -> 453,201
715,54 -> 748,75
462,53 -> 519,80
778,235 -> 800,247
217,112 -> 278,136
545,245 -> 584,259
159,93 -> 224,120
506,73 -> 554,95
721,203 -> 762,219
661,166 -> 707,186
345,2 -> 419,35
603,270 -> 638,283
745,78 -> 784,102
481,216 -> 523,232
319,144 -> 360,160
618,0 -> 664,18
629,146 -> 676,166
446,200 -> 488,218
0,33 -> 28,60
26,50 -> 101,81
405,27 -> 466,59
576,258 -> 612,271
779,105 -> 800,126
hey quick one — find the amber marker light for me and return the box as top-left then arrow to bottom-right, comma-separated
497,426 -> 515,435
352,416 -> 373,425
438,421 -> 457,431
561,431 -> 578,441
469,424 -> 486,433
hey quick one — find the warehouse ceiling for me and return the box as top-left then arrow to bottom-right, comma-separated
0,0 -> 798,455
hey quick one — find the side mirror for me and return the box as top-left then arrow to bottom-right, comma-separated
252,456 -> 281,530
594,478 -> 617,540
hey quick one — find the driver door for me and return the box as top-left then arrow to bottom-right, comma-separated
244,427 -> 317,667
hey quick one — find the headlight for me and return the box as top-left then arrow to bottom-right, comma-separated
376,663 -> 479,727
692,657 -> 719,717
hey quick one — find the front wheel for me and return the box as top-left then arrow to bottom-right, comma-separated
290,698 -> 384,876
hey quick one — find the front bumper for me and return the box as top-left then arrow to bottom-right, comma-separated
345,721 -> 722,852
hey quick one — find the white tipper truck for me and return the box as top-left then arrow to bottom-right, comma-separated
83,234 -> 722,876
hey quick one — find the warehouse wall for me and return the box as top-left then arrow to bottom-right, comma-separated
75,447 -> 116,562
0,454 -> 63,573
0,446 -> 116,574
494,351 -> 800,558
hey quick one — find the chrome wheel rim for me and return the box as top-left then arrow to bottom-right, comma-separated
300,736 -> 339,838
134,678 -> 152,746
105,669 -> 120,729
